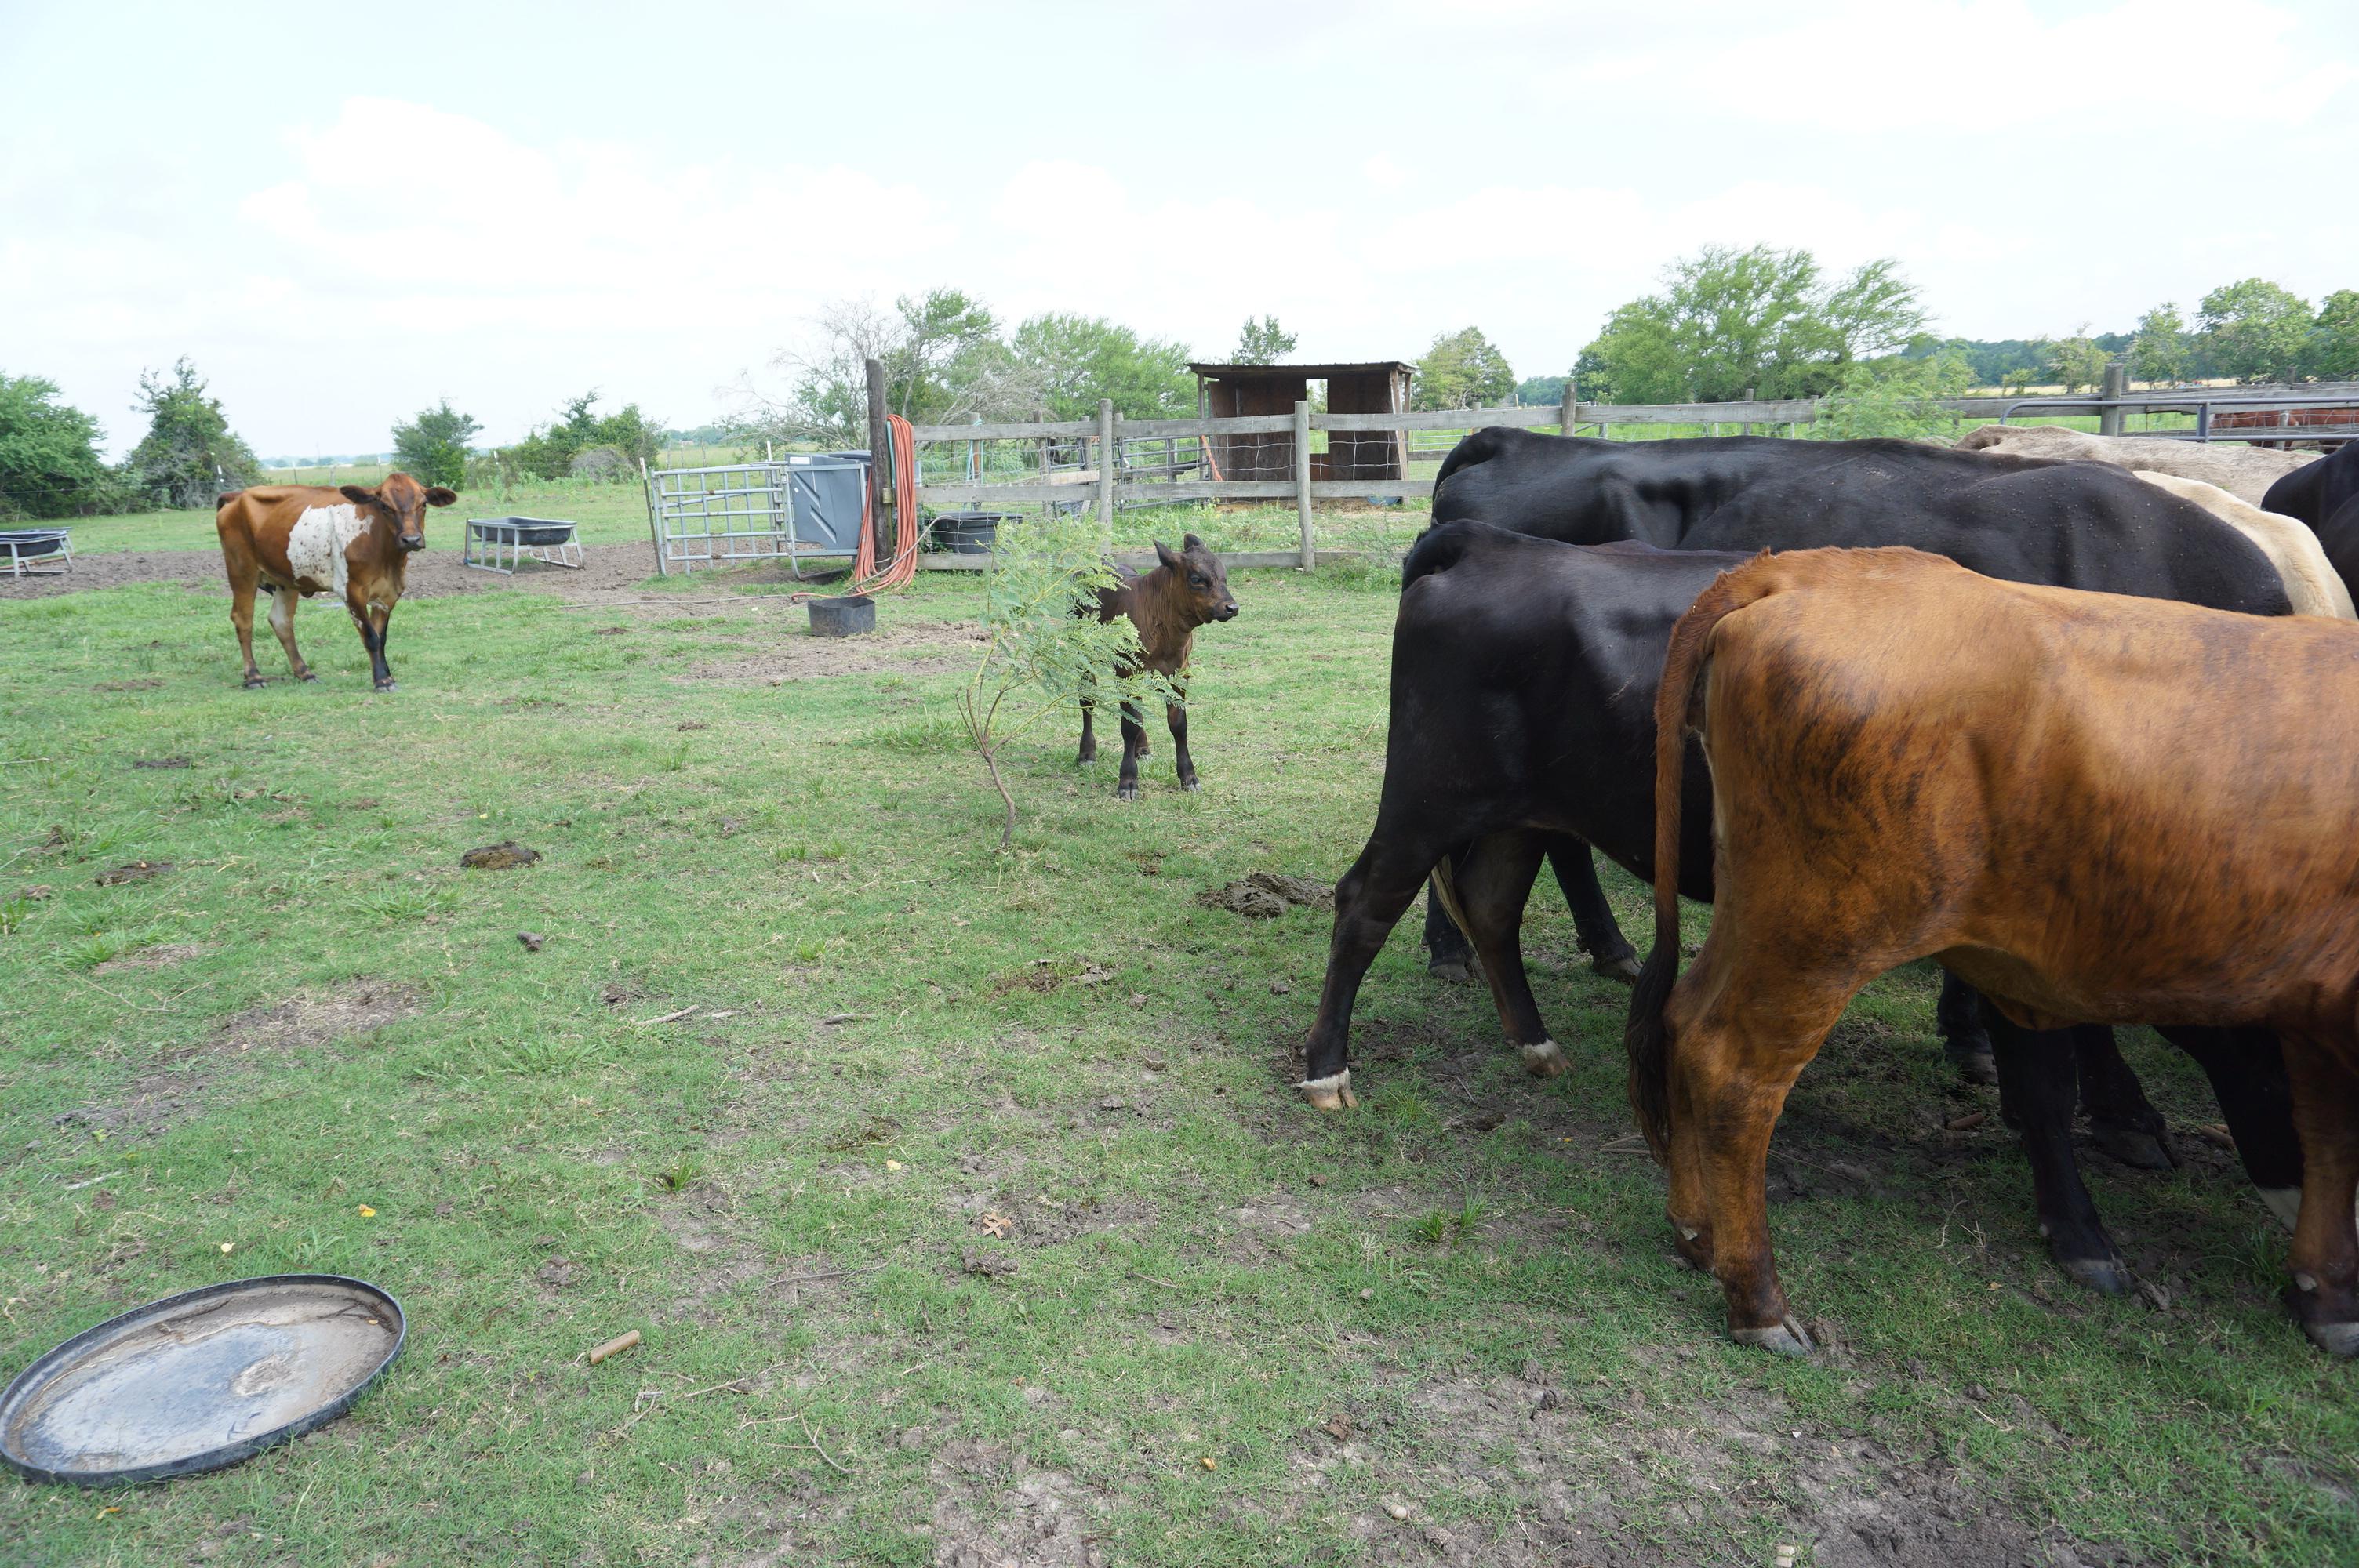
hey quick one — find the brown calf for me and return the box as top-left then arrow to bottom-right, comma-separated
214,474 -> 456,691
1077,534 -> 1238,799
1625,546 -> 2359,1357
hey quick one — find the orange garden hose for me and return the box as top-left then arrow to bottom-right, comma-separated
788,412 -> 920,601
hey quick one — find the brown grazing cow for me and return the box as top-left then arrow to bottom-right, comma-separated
1077,534 -> 1238,799
1624,546 -> 2359,1358
214,474 -> 456,691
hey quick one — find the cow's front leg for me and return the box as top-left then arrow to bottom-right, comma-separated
1167,702 -> 1199,792
2279,1038 -> 2359,1357
348,591 -> 394,691
1115,702 -> 1145,800
1077,696 -> 1097,764
1990,1013 -> 2129,1294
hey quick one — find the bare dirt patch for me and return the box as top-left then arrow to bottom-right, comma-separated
682,619 -> 987,684
51,978 -> 422,1138
93,942 -> 213,974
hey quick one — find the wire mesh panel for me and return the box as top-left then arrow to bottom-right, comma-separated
645,462 -> 865,575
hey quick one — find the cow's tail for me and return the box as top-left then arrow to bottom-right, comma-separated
1624,553 -> 1777,1157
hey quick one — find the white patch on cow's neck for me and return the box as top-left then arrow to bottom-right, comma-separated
285,504 -> 369,597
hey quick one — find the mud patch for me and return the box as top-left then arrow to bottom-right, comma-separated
53,979 -> 422,1138
683,620 -> 986,684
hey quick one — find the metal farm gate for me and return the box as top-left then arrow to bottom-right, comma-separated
642,455 -> 869,576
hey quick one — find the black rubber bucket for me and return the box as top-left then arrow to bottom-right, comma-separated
808,595 -> 876,637
928,510 -> 1012,554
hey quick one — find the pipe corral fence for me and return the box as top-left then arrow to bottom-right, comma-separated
678,374 -> 2359,576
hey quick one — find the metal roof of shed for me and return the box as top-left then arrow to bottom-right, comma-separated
1186,361 -> 1415,378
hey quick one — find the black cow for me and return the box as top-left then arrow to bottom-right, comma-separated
2262,441 -> 2359,595
1412,429 -> 2295,1157
1301,521 -> 2307,1290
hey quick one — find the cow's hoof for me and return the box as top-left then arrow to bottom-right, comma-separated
2093,1126 -> 2176,1171
1181,777 -> 1201,793
1427,958 -> 1475,983
1115,785 -> 1139,802
1298,1069 -> 1358,1112
2057,1253 -> 2131,1296
1076,751 -> 1096,765
1731,1316 -> 1816,1356
1947,1044 -> 1998,1087
298,671 -> 318,683
1590,952 -> 1644,983
1519,1039 -> 1568,1078
373,681 -> 397,693
242,677 -> 266,690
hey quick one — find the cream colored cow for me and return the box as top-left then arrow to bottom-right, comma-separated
1957,423 -> 2316,507
2129,470 -> 2354,619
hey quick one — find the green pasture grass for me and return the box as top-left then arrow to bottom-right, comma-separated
2,564 -> 2354,1566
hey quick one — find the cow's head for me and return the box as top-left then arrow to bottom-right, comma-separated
1154,533 -> 1237,624
343,471 -> 456,553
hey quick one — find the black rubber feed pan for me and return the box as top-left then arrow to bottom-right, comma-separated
0,530 -> 70,557
0,1275 -> 405,1486
809,595 -> 875,637
471,517 -> 576,546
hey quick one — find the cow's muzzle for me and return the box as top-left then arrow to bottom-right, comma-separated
398,535 -> 426,552
1215,602 -> 1238,621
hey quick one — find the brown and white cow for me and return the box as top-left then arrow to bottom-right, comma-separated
213,474 -> 455,691
1625,546 -> 2359,1358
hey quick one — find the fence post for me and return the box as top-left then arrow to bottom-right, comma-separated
1559,382 -> 1577,437
1741,387 -> 1755,437
1096,399 -> 1115,543
2099,362 -> 2126,437
1294,399 -> 1315,570
863,358 -> 896,560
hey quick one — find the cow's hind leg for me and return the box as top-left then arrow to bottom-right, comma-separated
2278,1038 -> 2359,1356
1937,974 -> 1998,1085
2073,1025 -> 2175,1171
1443,832 -> 1565,1078
267,584 -> 315,681
1114,702 -> 1145,800
1664,953 -> 1854,1353
1990,1013 -> 2129,1294
2158,1025 -> 2307,1230
1301,833 -> 1446,1109
1547,840 -> 1641,981
1423,876 -> 1478,982
1077,696 -> 1096,764
229,577 -> 266,688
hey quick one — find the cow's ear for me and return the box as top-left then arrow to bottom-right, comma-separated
1154,539 -> 1182,572
424,487 -> 458,506
1182,532 -> 1204,551
339,484 -> 376,507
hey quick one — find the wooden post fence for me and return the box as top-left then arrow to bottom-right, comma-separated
1096,398 -> 1115,543
1294,399 -> 1315,569
2099,362 -> 2128,437
863,358 -> 896,559
1560,383 -> 1577,437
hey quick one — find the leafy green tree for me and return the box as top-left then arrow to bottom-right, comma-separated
2043,327 -> 2110,394
1231,315 -> 1297,365
2306,290 -> 2359,382
0,373 -> 114,519
1577,245 -> 1927,404
1514,374 -> 1572,408
1010,314 -> 1194,420
122,358 -> 260,509
1411,327 -> 1515,410
957,510 -> 1173,849
391,398 -> 482,488
1811,352 -> 1972,441
2130,304 -> 2189,384
509,391 -> 665,481
2198,278 -> 2312,384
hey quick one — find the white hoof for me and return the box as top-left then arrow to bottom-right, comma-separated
1298,1069 -> 1358,1111
1518,1039 -> 1568,1078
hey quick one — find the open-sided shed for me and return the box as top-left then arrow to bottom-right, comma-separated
1190,362 -> 1414,483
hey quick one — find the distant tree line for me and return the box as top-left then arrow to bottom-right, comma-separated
0,358 -> 262,520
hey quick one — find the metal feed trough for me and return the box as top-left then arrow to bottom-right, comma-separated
0,529 -> 72,579
463,516 -> 582,574
644,455 -> 867,576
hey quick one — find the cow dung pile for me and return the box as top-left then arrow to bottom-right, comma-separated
1195,872 -> 1334,919
460,841 -> 541,871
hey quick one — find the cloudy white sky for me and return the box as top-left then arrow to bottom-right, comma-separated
7,0 -> 2357,458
